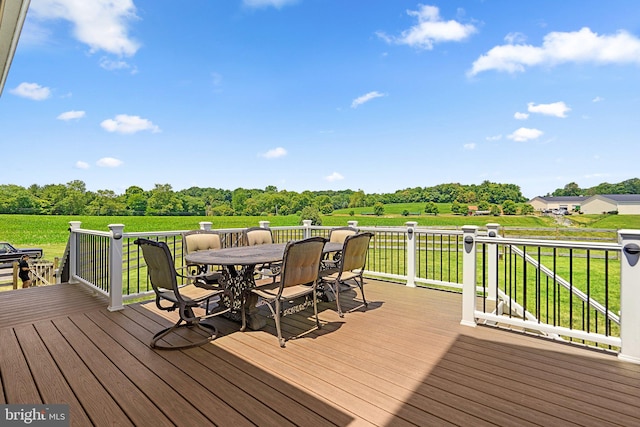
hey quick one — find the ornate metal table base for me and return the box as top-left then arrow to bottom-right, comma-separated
218,264 -> 267,330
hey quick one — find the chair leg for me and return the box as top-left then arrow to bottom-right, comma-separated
274,299 -> 285,347
150,317 -> 218,350
357,275 -> 368,308
240,293 -> 247,332
313,288 -> 321,329
322,279 -> 344,317
335,281 -> 344,317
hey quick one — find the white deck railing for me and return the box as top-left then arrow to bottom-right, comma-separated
65,219 -> 640,364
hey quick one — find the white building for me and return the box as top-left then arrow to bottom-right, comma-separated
581,194 -> 640,215
528,196 -> 587,213
529,194 -> 640,215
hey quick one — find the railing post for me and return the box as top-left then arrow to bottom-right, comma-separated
461,225 -> 479,327
347,220 -> 358,228
108,224 -> 125,312
302,220 -> 312,239
68,221 -> 81,284
259,220 -> 270,229
618,229 -> 640,364
199,221 -> 212,231
486,223 -> 500,301
405,221 -> 417,287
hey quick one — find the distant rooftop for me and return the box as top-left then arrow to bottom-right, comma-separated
531,196 -> 589,202
530,194 -> 640,203
596,194 -> 640,202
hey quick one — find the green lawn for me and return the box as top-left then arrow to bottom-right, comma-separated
2,206 -> 637,261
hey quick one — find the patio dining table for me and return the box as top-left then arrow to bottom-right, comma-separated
186,241 -> 343,330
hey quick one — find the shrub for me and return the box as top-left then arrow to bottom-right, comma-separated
424,202 -> 439,215
299,206 -> 322,225
320,203 -> 334,214
520,204 -> 534,215
451,201 -> 467,215
502,200 -> 517,215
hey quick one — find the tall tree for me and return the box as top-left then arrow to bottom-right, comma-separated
125,186 -> 148,215
553,182 -> 582,197
147,184 -> 183,215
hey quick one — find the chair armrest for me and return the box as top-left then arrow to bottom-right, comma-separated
176,265 -> 205,276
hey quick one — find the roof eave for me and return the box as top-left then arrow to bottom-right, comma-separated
0,0 -> 31,97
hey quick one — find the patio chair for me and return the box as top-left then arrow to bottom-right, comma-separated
182,230 -> 223,289
324,226 -> 358,264
241,236 -> 327,347
135,238 -> 230,350
320,232 -> 373,317
243,226 -> 281,278
329,226 -> 358,244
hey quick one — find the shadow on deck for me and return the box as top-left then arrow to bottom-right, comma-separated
1,280 -> 639,426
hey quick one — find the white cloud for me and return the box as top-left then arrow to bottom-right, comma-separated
486,134 -> 502,141
57,110 -> 86,120
10,82 -> 51,100
99,57 -> 133,71
325,172 -> 344,182
592,96 -> 604,103
96,157 -> 123,168
469,27 -> 640,76
351,91 -> 385,108
504,32 -> 526,44
463,143 -> 476,150
243,0 -> 297,8
528,101 -> 571,118
377,5 -> 477,50
377,4 -> 476,50
30,0 -> 140,56
100,114 -> 160,134
261,147 -> 287,159
507,127 -> 544,142
75,161 -> 89,169
514,112 -> 529,120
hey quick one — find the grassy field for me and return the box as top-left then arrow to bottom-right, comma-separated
2,206 -> 638,261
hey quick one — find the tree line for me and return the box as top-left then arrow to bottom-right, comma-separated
550,178 -> 640,197
4,178 -> 635,217
0,180 -> 532,216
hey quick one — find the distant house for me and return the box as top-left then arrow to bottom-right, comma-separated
581,194 -> 640,215
528,194 -> 640,215
528,196 -> 587,213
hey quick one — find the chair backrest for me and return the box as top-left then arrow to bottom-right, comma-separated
244,227 -> 274,246
183,230 -> 222,254
280,236 -> 327,289
328,226 -> 358,243
340,232 -> 373,273
135,238 -> 179,295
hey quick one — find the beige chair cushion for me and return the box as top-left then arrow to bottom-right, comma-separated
247,229 -> 273,246
330,229 -> 357,243
185,233 -> 221,253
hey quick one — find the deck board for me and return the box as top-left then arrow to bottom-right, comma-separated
1,281 -> 639,426
34,320 -> 135,426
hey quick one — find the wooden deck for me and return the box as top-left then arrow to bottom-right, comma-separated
1,281 -> 639,426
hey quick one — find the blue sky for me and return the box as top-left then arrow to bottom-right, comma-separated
2,0 -> 640,199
